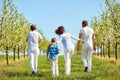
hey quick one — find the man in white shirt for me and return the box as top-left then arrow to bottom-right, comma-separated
26,24 -> 43,75
79,20 -> 96,72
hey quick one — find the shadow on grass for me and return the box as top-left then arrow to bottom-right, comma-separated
79,74 -> 102,80
1,71 -> 46,78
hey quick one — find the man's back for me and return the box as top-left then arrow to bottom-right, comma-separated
27,31 -> 42,49
80,26 -> 94,47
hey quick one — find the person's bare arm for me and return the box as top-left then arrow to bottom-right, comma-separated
78,33 -> 83,43
38,39 -> 43,44
92,33 -> 96,51
26,37 -> 28,42
38,33 -> 43,44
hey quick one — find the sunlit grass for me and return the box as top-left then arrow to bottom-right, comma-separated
0,54 -> 120,80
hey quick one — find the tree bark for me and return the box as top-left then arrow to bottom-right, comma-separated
108,40 -> 110,59
6,46 -> 9,65
115,43 -> 118,60
18,45 -> 20,59
13,46 -> 16,61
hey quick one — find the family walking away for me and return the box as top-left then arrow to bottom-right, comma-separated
26,24 -> 43,76
26,20 -> 96,77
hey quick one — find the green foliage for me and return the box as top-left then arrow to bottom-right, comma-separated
91,0 -> 120,46
90,0 -> 120,55
0,55 -> 14,62
0,0 -> 30,52
0,55 -> 120,80
0,0 -> 49,53
74,42 -> 82,54
38,30 -> 50,52
75,0 -> 120,53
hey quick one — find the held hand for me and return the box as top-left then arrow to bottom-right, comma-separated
38,39 -> 43,44
78,40 -> 80,43
79,39 -> 85,43
81,40 -> 85,43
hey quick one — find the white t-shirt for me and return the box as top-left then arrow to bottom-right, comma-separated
27,30 -> 43,50
80,26 -> 94,48
58,32 -> 79,49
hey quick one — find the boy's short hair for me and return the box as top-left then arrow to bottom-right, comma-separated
82,20 -> 88,26
30,24 -> 36,31
51,38 -> 57,43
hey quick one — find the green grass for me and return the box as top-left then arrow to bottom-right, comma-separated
0,54 -> 120,80
0,55 -> 26,64
0,55 -> 14,62
0,55 -> 6,61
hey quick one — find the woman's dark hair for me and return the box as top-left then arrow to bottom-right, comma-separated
82,20 -> 88,27
55,26 -> 65,35
30,24 -> 36,31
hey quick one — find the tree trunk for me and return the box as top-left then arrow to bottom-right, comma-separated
24,47 -> 25,58
18,45 -> 20,59
100,46 -> 102,57
97,47 -> 100,56
103,44 -> 105,57
13,46 -> 16,61
115,43 -> 118,60
6,46 -> 9,65
108,40 -> 110,59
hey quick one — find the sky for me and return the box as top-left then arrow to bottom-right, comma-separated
0,0 -> 119,54
0,0 -> 120,54
2,0 -> 120,41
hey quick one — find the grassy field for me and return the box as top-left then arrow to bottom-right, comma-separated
0,54 -> 120,80
0,55 -> 14,61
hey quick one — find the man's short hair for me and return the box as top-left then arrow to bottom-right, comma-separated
30,24 -> 36,31
82,20 -> 88,26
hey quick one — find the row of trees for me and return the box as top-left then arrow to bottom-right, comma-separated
0,0 -> 30,52
91,0 -> 120,46
91,0 -> 120,59
75,0 -> 120,59
0,0 -> 49,64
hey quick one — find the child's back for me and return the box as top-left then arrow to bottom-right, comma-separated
47,43 -> 59,59
46,38 -> 59,77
